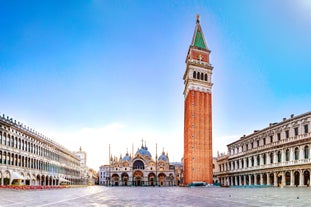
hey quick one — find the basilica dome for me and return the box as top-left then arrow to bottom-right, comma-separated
122,152 -> 131,162
136,145 -> 152,157
158,152 -> 168,161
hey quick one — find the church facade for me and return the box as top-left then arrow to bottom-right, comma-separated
99,143 -> 182,186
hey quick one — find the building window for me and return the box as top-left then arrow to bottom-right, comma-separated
251,142 -> 253,149
197,72 -> 200,80
241,159 -> 244,168
263,138 -> 266,145
205,74 -> 208,81
294,127 -> 299,136
304,124 -> 309,134
304,146 -> 309,159
246,158 -> 249,168
193,71 -> 196,79
295,147 -> 299,160
257,156 -> 260,166
277,133 -> 281,141
201,73 -> 203,80
270,152 -> 274,164
270,136 -> 273,143
277,151 -> 282,163
257,140 -> 260,147
263,154 -> 266,165
285,130 -> 289,138
286,149 -> 290,161
251,157 -> 254,167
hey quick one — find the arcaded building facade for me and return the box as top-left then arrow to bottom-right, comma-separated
183,15 -> 213,185
217,112 -> 311,187
99,143 -> 182,186
0,114 -> 83,186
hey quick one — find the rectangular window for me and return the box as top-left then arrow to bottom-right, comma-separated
263,138 -> 266,145
304,124 -> 309,134
285,130 -> 289,138
270,136 -> 273,143
277,133 -> 281,141
294,127 -> 299,136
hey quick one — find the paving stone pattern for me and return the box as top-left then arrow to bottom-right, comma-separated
0,186 -> 311,207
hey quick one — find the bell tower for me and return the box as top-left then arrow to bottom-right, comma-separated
183,15 -> 213,185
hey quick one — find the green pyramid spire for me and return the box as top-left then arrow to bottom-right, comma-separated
194,30 -> 206,49
191,15 -> 208,50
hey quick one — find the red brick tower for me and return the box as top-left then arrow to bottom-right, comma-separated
183,15 -> 213,185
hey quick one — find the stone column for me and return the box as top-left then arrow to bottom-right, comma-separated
290,171 -> 295,186
300,146 -> 304,161
282,149 -> 286,163
260,174 -> 263,185
300,170 -> 304,186
235,176 -> 238,186
274,172 -> 278,187
290,147 -> 294,161
248,174 -> 251,185
281,172 -> 285,187
267,173 -> 270,185
243,175 -> 246,186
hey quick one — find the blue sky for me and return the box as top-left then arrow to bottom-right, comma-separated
1,0 -> 311,169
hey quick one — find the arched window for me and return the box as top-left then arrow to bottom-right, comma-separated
251,157 -> 254,167
246,158 -> 249,168
270,152 -> 274,164
133,160 -> 145,170
257,156 -> 260,166
286,149 -> 290,161
197,72 -> 200,80
304,146 -> 309,159
277,151 -> 282,163
201,73 -> 203,80
193,71 -> 196,79
295,147 -> 299,160
205,74 -> 208,81
263,153 -> 266,165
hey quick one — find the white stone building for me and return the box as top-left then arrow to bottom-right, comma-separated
0,114 -> 83,186
217,112 -> 311,187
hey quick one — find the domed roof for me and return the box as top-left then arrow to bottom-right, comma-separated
158,152 -> 167,161
136,145 -> 152,157
122,152 -> 131,162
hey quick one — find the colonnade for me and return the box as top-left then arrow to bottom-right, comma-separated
219,169 -> 311,187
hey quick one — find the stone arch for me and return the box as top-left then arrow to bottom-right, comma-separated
304,170 -> 310,186
121,172 -> 129,186
158,173 -> 166,186
204,73 -> 208,81
294,171 -> 300,186
133,160 -> 145,170
41,175 -> 45,186
262,173 -> 267,185
193,71 -> 196,79
112,174 -> 119,186
148,172 -> 156,186
3,170 -> 10,185
133,170 -> 144,186
269,173 -> 274,185
285,171 -> 290,186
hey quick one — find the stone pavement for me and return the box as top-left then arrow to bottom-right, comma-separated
0,186 -> 311,207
